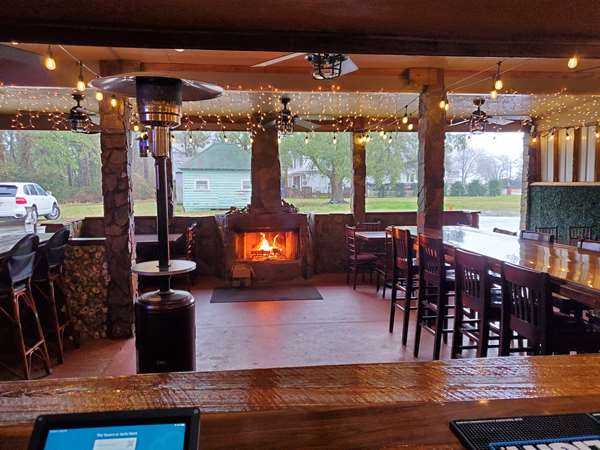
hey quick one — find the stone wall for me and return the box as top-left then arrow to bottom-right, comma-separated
62,242 -> 109,339
528,184 -> 600,243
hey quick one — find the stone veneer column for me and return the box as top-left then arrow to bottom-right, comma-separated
352,118 -> 367,224
99,83 -> 136,339
251,124 -> 281,212
520,129 -> 540,230
416,69 -> 446,232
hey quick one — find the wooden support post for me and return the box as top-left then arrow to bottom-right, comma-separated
412,68 -> 445,232
520,130 -> 540,230
352,118 -> 367,224
595,128 -> 600,181
99,60 -> 139,339
251,122 -> 282,213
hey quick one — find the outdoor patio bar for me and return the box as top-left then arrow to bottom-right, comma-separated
1,2 -> 600,449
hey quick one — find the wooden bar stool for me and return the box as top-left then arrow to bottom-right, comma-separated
32,228 -> 79,364
451,249 -> 501,358
569,226 -> 593,246
375,229 -> 393,298
0,234 -> 51,379
344,225 -> 377,290
534,226 -> 559,241
388,227 -> 418,346
413,234 -> 455,360
500,262 -> 600,356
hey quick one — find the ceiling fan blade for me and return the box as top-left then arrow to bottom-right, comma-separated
447,119 -> 470,127
251,52 -> 306,68
293,117 -> 320,130
340,57 -> 359,75
487,117 -> 515,126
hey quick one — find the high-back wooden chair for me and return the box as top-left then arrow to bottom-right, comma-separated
570,226 -> 594,246
500,262 -> 600,355
493,227 -> 517,236
578,239 -> 600,253
389,227 -> 418,346
32,228 -> 78,364
344,225 -> 377,290
520,230 -> 554,243
0,234 -> 51,379
451,249 -> 501,358
355,221 -> 383,231
375,229 -> 393,298
535,226 -> 559,241
414,234 -> 455,360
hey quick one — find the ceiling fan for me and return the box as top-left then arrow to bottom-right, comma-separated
252,52 -> 358,80
263,96 -> 321,134
68,92 -> 99,133
449,98 -> 526,133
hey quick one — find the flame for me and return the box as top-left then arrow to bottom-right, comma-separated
253,233 -> 282,257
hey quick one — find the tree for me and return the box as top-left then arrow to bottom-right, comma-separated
487,179 -> 503,196
449,181 -> 465,196
280,132 -> 351,203
466,179 -> 486,196
445,133 -> 480,185
366,132 -> 418,197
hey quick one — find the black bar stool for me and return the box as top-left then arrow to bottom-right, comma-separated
32,228 -> 79,364
0,234 -> 51,379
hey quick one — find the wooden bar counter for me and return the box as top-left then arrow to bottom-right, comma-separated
2,355 -> 600,449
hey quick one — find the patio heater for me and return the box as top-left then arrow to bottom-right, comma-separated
90,73 -> 222,373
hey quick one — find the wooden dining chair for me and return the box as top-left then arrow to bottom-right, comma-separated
345,225 -> 377,290
0,234 -> 51,379
570,226 -> 594,246
32,228 -> 79,364
414,234 -> 455,360
500,262 -> 600,356
172,222 -> 199,290
375,229 -> 393,298
578,239 -> 600,253
493,227 -> 517,237
520,230 -> 554,243
355,221 -> 383,231
535,226 -> 559,241
388,227 -> 419,346
451,249 -> 501,358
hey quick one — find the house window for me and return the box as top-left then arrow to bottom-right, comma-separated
241,179 -> 251,191
195,179 -> 210,191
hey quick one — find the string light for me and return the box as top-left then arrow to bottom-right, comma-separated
402,106 -> 408,124
566,130 -> 571,141
490,89 -> 498,100
44,45 -> 56,71
596,130 -> 600,139
439,98 -> 446,109
95,91 -> 104,101
188,130 -> 193,143
407,123 -> 414,131
277,135 -> 282,144
388,135 -> 392,143
133,124 -> 140,132
76,62 -> 86,92
493,61 -> 503,90
568,55 -> 579,69
532,135 -> 538,143
332,133 -> 337,144
110,95 -> 117,108
304,134 -> 309,144
379,130 -> 385,137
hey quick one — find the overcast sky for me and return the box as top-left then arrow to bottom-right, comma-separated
469,132 -> 524,161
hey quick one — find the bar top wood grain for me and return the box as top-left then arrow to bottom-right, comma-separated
2,355 -> 600,449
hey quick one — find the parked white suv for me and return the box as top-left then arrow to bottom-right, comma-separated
0,182 -> 60,221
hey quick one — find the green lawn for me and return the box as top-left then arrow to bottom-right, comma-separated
49,195 -> 520,221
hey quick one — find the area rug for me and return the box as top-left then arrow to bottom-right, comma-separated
210,285 -> 323,303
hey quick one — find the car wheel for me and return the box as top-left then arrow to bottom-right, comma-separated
46,203 -> 61,220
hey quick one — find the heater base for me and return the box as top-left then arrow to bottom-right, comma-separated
135,289 -> 196,373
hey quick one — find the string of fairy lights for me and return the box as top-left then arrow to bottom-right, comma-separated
2,44 -> 599,144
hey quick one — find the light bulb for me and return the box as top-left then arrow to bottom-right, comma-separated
277,136 -> 282,144
596,131 -> 600,139
110,95 -> 117,108
568,55 -> 579,69
175,49 -> 185,52
494,78 -> 503,90
566,132 -> 571,141
95,91 -> 104,101
439,99 -> 446,109
332,135 -> 337,144
223,134 -> 228,143
532,136 -> 538,143
365,134 -> 371,143
388,135 -> 392,143
44,45 -> 56,71
10,40 -> 18,45
188,134 -> 193,143
444,103 -> 449,111
304,135 -> 309,144
549,133 -> 554,140
133,124 -> 140,132
379,130 -> 385,137
490,89 -> 498,100
402,114 -> 408,124
76,79 -> 86,92
407,123 -> 414,131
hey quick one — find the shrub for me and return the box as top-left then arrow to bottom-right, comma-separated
449,181 -> 465,196
466,179 -> 486,197
487,179 -> 503,197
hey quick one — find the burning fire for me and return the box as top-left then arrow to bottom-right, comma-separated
252,232 -> 283,260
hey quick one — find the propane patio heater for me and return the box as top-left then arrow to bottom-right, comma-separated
90,73 -> 222,373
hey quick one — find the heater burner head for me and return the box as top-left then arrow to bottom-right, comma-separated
89,72 -> 223,127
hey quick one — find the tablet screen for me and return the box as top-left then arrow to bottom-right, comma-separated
43,422 -> 186,450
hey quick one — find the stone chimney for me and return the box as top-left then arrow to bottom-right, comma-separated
250,127 -> 282,213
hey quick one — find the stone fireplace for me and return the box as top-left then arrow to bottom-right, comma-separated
216,125 -> 313,285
